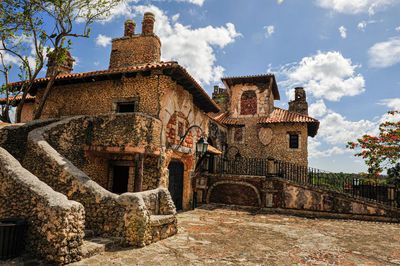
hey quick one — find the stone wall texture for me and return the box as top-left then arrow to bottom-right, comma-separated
205,174 -> 400,222
34,73 -> 168,120
109,34 -> 161,68
0,118 -> 58,162
0,147 -> 85,264
22,114 -> 176,246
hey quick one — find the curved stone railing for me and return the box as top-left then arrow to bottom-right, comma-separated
0,147 -> 85,264
0,118 -> 58,162
23,114 -> 176,246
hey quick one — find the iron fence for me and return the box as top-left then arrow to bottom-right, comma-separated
214,156 -> 398,208
215,156 -> 269,176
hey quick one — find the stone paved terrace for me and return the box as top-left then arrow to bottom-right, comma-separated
7,203 -> 400,265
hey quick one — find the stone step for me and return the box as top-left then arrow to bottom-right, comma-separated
81,237 -> 123,259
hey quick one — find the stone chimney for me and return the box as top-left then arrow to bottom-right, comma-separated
142,12 -> 155,35
109,12 -> 161,69
288,87 -> 308,115
46,50 -> 74,77
124,19 -> 136,36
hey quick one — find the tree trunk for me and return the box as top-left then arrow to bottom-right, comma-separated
33,70 -> 58,120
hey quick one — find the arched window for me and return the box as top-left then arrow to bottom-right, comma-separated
240,90 -> 257,115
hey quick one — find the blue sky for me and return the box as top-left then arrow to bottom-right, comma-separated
3,0 -> 400,173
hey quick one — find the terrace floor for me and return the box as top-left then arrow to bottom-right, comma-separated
68,204 -> 400,265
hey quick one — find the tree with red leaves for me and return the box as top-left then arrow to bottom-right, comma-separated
347,110 -> 400,179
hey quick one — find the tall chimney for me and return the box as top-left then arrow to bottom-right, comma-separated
108,13 -> 161,69
288,87 -> 308,115
124,19 -> 136,36
142,12 -> 155,35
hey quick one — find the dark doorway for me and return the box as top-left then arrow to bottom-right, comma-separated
168,161 -> 184,210
112,166 -> 130,194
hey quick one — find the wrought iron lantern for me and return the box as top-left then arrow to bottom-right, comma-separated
179,125 -> 208,154
196,137 -> 209,154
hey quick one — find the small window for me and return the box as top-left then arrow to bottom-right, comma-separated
289,134 -> 299,149
117,102 -> 135,113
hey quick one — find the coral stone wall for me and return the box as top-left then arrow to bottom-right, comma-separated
33,73 -> 169,120
17,102 -> 35,122
41,113 -> 162,192
227,121 -> 308,166
229,84 -> 274,117
22,114 -> 176,246
159,83 -> 211,210
0,147 -> 84,264
109,35 -> 161,68
205,174 -> 400,222
0,118 -> 58,162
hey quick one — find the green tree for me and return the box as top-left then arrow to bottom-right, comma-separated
387,163 -> 400,188
347,110 -> 400,179
0,0 -> 123,122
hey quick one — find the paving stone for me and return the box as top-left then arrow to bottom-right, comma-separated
68,203 -> 400,265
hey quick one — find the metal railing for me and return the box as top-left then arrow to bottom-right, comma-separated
213,156 -> 398,208
215,156 -> 269,176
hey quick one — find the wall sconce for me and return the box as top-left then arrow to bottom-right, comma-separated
179,125 -> 208,154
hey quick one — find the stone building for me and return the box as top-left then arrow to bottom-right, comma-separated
2,12 -> 222,212
210,75 -> 319,166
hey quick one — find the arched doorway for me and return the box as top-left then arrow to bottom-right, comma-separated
168,161 -> 184,210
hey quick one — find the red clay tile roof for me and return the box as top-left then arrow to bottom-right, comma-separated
0,94 -> 36,105
7,61 -> 220,113
221,74 -> 280,100
258,107 -> 319,137
208,111 -> 244,126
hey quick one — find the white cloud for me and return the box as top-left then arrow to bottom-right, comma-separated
176,0 -> 205,6
357,20 -> 380,31
281,51 -> 365,101
309,99 -> 327,117
96,34 -> 112,47
264,25 -> 275,38
102,0 -> 204,22
131,5 -> 241,85
308,139 -> 349,158
378,98 -> 400,110
318,111 -> 376,145
368,37 -> 400,68
358,21 -> 367,31
0,51 -> 20,66
339,26 -> 347,39
396,26 -> 400,31
315,0 -> 397,15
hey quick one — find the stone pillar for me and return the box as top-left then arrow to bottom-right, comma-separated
267,158 -> 276,176
142,12 -> 155,35
124,19 -> 136,36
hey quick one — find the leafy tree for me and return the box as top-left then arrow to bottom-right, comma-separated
387,163 -> 400,188
0,0 -> 123,122
347,110 -> 400,179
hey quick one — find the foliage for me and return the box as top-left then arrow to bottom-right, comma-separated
347,111 -> 400,179
0,0 -> 123,122
387,163 -> 400,188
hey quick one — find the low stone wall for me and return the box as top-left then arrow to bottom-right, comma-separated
0,118 -> 58,162
0,147 -> 84,264
23,114 -> 176,246
205,174 -> 400,222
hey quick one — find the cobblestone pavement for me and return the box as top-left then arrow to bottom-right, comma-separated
68,204 -> 400,265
